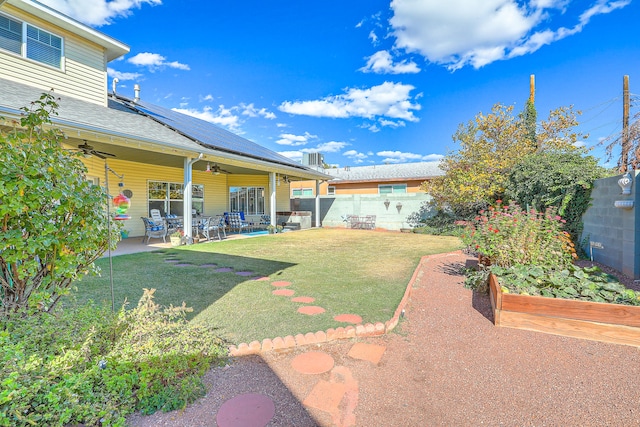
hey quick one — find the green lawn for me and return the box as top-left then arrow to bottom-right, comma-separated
69,228 -> 462,344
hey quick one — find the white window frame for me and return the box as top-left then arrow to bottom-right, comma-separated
0,12 -> 64,70
229,186 -> 265,215
147,180 -> 204,216
378,184 -> 407,194
292,188 -> 313,197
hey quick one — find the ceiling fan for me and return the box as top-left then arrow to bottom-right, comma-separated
205,162 -> 231,175
77,141 -> 116,159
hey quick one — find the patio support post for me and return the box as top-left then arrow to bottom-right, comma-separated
269,172 -> 276,226
315,180 -> 321,227
183,153 -> 202,244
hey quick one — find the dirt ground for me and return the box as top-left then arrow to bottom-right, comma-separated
128,252 -> 640,426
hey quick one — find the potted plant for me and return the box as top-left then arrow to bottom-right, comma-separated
170,229 -> 184,246
266,224 -> 276,234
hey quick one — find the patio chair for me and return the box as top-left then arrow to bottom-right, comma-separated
258,214 -> 271,229
198,216 -> 225,241
364,215 -> 376,230
141,216 -> 167,244
228,212 -> 252,233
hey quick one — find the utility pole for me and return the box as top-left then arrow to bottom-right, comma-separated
622,75 -> 630,173
530,74 -> 535,103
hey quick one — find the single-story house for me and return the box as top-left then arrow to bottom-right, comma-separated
0,0 -> 330,241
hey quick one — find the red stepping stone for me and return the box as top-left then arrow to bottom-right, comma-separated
254,276 -> 270,281
291,296 -> 315,303
272,289 -> 295,296
348,342 -> 387,365
303,380 -> 347,413
291,351 -> 335,375
271,281 -> 292,287
334,314 -> 363,324
298,306 -> 325,315
216,393 -> 275,427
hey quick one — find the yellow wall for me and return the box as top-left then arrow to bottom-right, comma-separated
82,157 -> 283,237
0,5 -> 107,105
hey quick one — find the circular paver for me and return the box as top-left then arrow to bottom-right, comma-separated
297,306 -> 325,315
235,271 -> 254,277
271,281 -> 292,287
164,259 -> 180,263
291,296 -> 315,303
291,351 -> 335,375
173,263 -> 192,267
272,289 -> 295,296
254,276 -> 271,281
216,393 -> 275,427
334,314 -> 363,324
214,267 -> 234,273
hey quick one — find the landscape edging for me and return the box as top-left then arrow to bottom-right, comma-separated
228,251 -> 461,356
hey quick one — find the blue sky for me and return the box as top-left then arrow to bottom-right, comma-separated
44,0 -> 640,167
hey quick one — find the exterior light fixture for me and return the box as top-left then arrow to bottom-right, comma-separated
384,199 -> 390,209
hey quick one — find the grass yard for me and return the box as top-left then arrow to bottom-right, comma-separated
69,228 -> 462,344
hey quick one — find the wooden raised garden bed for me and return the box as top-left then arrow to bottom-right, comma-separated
489,274 -> 640,347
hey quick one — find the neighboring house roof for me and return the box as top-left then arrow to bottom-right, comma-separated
2,0 -> 129,61
0,78 -> 330,179
322,162 -> 444,184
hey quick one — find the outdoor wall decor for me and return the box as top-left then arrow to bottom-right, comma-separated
618,172 -> 633,195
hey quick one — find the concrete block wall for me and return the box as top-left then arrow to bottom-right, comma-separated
581,171 -> 640,279
292,193 -> 431,231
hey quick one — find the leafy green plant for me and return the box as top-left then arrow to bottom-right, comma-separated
462,201 -> 576,269
0,93 -> 120,316
491,264 -> 640,305
505,151 -> 609,246
0,290 -> 228,426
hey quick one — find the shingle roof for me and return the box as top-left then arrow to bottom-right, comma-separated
323,162 -> 443,182
0,78 -> 328,177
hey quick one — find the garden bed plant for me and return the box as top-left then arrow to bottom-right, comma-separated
463,200 -> 640,305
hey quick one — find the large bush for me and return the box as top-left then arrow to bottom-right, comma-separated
0,93 -> 118,316
505,151 -> 609,244
0,289 -> 228,426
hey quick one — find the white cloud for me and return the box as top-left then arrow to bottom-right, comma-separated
240,103 -> 277,119
316,141 -> 347,153
128,52 -> 190,72
276,132 -> 317,146
377,150 -> 444,163
39,0 -> 161,26
344,150 -> 369,164
378,118 -> 406,128
389,0 -> 630,70
278,140 -> 348,161
360,50 -> 420,74
107,67 -> 141,81
279,81 -> 420,123
201,94 -> 214,102
172,105 -> 241,132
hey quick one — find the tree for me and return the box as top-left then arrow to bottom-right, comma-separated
505,151 -> 609,243
0,93 -> 119,316
422,103 -> 586,217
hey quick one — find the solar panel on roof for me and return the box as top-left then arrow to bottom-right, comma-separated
121,97 -> 303,168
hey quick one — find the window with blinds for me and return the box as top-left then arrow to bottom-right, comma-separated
0,12 -> 63,69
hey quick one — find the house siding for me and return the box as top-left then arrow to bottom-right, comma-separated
0,4 -> 107,106
291,179 -> 426,196
82,159 -> 287,237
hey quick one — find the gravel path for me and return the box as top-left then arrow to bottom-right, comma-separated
128,251 -> 640,426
